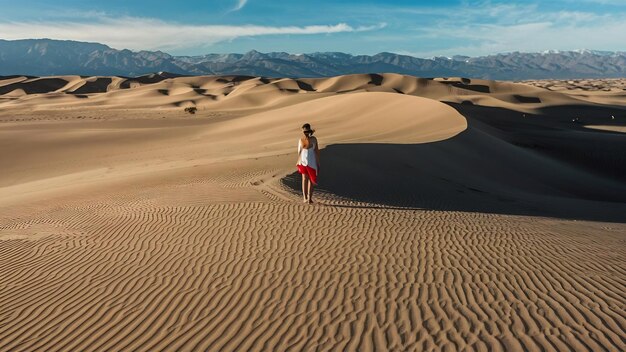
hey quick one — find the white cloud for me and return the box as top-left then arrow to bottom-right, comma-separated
232,0 -> 248,11
390,1 -> 626,57
556,0 -> 626,4
0,16 -> 384,51
400,18 -> 626,58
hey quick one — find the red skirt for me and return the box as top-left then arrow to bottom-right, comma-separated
297,165 -> 318,185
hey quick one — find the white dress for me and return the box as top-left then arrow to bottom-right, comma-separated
297,138 -> 318,171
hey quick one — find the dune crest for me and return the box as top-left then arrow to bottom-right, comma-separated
1,73 -> 593,112
1,73 -> 625,351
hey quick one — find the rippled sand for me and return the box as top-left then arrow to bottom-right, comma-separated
1,74 -> 625,351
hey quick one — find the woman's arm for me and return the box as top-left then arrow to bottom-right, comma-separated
296,139 -> 302,165
315,138 -> 320,169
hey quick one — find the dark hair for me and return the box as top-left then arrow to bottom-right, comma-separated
302,123 -> 314,136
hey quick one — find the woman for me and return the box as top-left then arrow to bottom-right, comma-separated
296,123 -> 320,203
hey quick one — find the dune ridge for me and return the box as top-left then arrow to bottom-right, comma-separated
1,73 -> 625,351
0,73 -> 591,112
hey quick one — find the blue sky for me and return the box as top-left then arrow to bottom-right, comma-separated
0,0 -> 625,57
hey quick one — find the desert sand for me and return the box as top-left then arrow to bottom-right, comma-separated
0,73 -> 625,351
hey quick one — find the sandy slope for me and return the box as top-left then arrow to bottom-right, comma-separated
0,74 -> 625,351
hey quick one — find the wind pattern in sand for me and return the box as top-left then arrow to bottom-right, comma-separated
1,73 -> 625,351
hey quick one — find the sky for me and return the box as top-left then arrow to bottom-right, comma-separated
0,0 -> 625,57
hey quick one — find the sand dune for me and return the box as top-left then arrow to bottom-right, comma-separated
1,73 -> 625,351
0,73 -> 592,111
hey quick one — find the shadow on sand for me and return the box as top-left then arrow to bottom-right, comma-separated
283,103 -> 626,223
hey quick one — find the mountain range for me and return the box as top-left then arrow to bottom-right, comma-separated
1,39 -> 625,80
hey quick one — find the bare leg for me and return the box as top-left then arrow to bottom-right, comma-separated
307,180 -> 314,203
301,174 -> 309,202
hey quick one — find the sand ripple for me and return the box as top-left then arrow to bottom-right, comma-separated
1,193 -> 625,351
1,74 -> 625,351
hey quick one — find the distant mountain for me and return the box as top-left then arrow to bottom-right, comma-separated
1,39 -> 625,79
